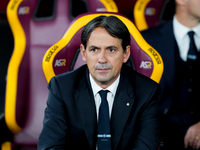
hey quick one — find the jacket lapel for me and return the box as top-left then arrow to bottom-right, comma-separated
154,21 -> 178,114
159,21 -> 176,92
73,65 -> 136,150
110,66 -> 135,150
74,69 -> 97,150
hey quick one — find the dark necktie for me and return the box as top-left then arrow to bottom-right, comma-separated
187,31 -> 199,66
97,90 -> 111,150
187,31 -> 199,111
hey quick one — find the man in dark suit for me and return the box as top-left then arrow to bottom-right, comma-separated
141,0 -> 200,149
38,15 -> 160,150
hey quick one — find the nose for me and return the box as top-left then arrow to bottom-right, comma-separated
98,50 -> 107,63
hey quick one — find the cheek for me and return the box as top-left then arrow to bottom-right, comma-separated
85,56 -> 98,68
86,55 -> 98,63
110,57 -> 123,69
112,55 -> 124,64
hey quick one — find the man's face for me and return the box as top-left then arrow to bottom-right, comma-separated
80,27 -> 130,89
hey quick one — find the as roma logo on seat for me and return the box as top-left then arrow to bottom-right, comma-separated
140,61 -> 152,69
54,59 -> 66,67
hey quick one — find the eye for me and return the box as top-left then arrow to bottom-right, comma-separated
89,47 -> 100,54
109,49 -> 115,52
91,48 -> 98,52
106,48 -> 116,54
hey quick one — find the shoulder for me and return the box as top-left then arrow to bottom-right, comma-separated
121,65 -> 161,104
48,64 -> 88,90
122,64 -> 159,88
54,64 -> 87,81
141,20 -> 173,37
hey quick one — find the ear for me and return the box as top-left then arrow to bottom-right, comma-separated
80,44 -> 87,62
123,45 -> 131,63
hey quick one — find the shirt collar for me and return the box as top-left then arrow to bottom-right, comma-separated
89,74 -> 120,97
193,24 -> 200,39
173,15 -> 190,40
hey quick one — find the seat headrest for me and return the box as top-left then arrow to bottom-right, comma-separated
133,0 -> 174,31
43,12 -> 163,83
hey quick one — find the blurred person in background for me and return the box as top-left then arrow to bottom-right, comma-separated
141,0 -> 200,149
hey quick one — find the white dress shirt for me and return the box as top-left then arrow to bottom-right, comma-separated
89,74 -> 120,120
173,15 -> 200,61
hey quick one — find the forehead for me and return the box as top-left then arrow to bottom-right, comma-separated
87,27 -> 121,47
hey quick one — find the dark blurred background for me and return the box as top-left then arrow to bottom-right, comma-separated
0,0 -> 14,116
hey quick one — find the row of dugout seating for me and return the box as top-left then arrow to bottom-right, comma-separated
1,0 -> 117,149
1,0 -> 165,149
113,0 -> 175,31
0,0 -> 176,35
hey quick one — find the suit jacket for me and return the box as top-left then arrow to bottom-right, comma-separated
38,64 -> 160,150
141,21 -> 177,116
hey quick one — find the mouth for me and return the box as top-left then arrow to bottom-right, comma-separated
97,68 -> 110,73
95,64 -> 112,73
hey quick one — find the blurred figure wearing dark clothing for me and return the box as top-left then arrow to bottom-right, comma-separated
141,0 -> 200,149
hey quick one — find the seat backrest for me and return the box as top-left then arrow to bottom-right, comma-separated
3,0 -> 118,149
133,0 -> 174,31
43,12 -> 163,84
114,0 -> 137,21
87,0 -> 118,12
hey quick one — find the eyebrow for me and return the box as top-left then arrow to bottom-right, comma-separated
106,46 -> 118,50
88,45 -> 99,50
88,45 -> 118,50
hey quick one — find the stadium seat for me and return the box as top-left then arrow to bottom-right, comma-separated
133,0 -> 175,31
1,0 -> 118,149
43,12 -> 163,84
114,0 -> 137,21
42,12 -> 163,150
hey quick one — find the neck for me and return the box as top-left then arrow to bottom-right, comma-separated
176,8 -> 200,28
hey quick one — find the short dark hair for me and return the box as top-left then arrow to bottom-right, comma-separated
81,15 -> 130,52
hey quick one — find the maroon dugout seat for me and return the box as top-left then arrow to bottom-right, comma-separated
42,12 -> 163,150
2,0 -> 118,149
114,0 -> 137,21
43,12 -> 163,84
133,0 -> 175,31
